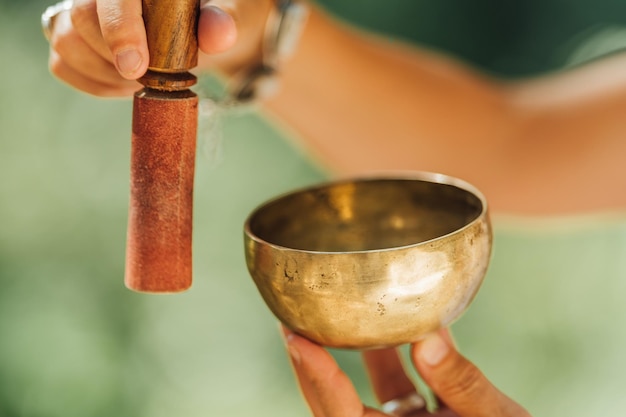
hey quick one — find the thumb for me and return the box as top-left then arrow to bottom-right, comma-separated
411,329 -> 531,417
96,0 -> 148,79
197,4 -> 237,54
197,0 -> 273,75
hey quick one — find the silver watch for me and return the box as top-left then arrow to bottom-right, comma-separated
230,0 -> 309,103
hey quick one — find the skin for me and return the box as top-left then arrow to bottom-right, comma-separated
47,0 -> 626,216
44,0 -> 624,414
268,8 -> 626,216
282,326 -> 531,417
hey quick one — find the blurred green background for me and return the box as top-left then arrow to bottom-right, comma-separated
1,1 -> 626,416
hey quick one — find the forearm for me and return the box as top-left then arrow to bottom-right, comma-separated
502,55 -> 626,215
48,0 -> 625,215
264,7 -> 626,216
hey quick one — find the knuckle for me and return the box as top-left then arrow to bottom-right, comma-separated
102,14 -> 127,34
70,0 -> 97,29
48,53 -> 63,77
49,29 -> 80,60
97,3 -> 142,34
48,32 -> 64,55
310,365 -> 342,389
101,14 -> 144,53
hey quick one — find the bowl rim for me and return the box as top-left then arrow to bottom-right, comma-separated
244,170 -> 489,255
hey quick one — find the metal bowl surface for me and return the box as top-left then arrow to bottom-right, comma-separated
244,173 -> 492,349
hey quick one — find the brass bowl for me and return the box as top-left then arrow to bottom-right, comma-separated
243,173 -> 492,349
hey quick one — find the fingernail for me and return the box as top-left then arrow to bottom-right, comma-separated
419,332 -> 450,366
116,48 -> 142,77
205,4 -> 232,22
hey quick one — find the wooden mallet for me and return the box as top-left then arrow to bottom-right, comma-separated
125,0 -> 200,293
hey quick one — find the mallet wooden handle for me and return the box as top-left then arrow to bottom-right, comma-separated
125,0 -> 200,293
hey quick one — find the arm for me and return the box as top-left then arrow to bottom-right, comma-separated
47,1 -> 626,215
265,7 -> 626,215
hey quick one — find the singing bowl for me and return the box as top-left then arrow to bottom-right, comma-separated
243,173 -> 492,349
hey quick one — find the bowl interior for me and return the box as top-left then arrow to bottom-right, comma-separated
247,178 -> 484,252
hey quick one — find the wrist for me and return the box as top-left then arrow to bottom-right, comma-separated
197,0 -> 310,105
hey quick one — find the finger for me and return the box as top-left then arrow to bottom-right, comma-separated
197,4 -> 237,54
411,329 -> 532,417
362,348 -> 417,403
198,0 -> 272,74
49,49 -> 140,97
280,326 -> 386,417
71,0 -> 115,62
50,10 -> 132,88
96,0 -> 148,79
44,2 -> 72,45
